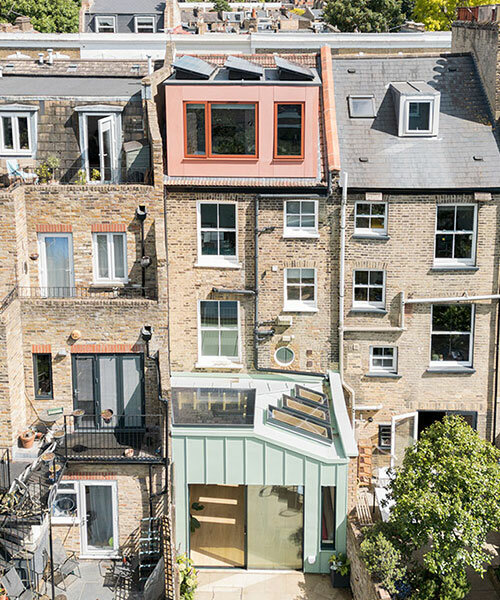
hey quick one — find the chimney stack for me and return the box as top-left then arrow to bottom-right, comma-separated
14,16 -> 32,32
452,5 -> 500,121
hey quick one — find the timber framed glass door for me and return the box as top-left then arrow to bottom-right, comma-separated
72,354 -> 145,428
80,481 -> 119,557
189,484 -> 245,567
38,233 -> 74,298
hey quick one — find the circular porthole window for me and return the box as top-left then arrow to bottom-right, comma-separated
275,346 -> 295,366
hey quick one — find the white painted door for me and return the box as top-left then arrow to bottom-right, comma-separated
390,412 -> 418,468
97,115 -> 116,183
38,233 -> 74,298
80,481 -> 119,557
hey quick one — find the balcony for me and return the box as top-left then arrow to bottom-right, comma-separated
57,414 -> 165,463
16,285 -> 156,301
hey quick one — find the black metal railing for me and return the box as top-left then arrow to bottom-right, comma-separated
0,449 -> 11,497
17,286 -> 155,300
59,414 -> 165,463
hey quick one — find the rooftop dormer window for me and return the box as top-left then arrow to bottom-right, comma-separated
390,81 -> 440,137
135,16 -> 156,33
95,16 -> 116,33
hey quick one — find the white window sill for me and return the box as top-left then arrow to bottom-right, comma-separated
426,365 -> 475,374
350,306 -> 387,314
352,233 -> 389,240
0,150 -> 34,157
195,359 -> 243,370
430,264 -> 478,271
365,372 -> 401,379
283,303 -> 318,313
283,231 -> 320,240
194,260 -> 241,270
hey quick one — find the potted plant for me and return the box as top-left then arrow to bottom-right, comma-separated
19,429 -> 36,449
0,584 -> 8,600
329,552 -> 350,588
101,409 -> 114,424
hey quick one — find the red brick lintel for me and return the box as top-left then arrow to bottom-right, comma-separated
36,224 -> 73,233
32,344 -> 52,354
70,343 -> 144,354
91,223 -> 128,233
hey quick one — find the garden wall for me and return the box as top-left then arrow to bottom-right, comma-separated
348,517 -> 391,600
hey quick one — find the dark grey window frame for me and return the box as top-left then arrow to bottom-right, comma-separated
33,353 -> 53,400
378,424 -> 391,449
71,353 -> 145,428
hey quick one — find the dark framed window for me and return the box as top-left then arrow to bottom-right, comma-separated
378,424 -> 391,449
408,101 -> 431,132
430,304 -> 474,367
72,353 -> 145,428
274,102 -> 304,158
33,353 -> 53,399
320,486 -> 336,549
184,101 -> 257,158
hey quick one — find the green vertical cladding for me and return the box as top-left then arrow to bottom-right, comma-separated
172,429 -> 349,573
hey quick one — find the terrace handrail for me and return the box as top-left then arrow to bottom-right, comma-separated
60,413 -> 165,462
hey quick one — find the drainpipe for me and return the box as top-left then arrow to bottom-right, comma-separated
337,172 -> 356,428
493,300 -> 500,445
253,194 -> 327,379
136,205 -> 148,297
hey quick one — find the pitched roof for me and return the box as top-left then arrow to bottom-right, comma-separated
0,59 -> 155,78
331,53 -> 500,190
89,0 -> 165,14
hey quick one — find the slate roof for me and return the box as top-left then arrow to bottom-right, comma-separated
0,76 -> 142,99
89,0 -> 165,14
331,53 -> 500,190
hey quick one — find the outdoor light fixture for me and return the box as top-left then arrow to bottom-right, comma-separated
141,325 -> 153,342
136,205 -> 148,221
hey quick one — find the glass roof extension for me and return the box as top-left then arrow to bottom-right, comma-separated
172,387 -> 255,426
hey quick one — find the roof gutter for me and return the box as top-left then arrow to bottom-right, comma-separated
405,293 -> 500,304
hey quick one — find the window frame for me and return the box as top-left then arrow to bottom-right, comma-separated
92,232 -> 128,284
430,304 -> 475,368
352,269 -> 386,310
183,101 -> 259,159
198,300 -> 241,364
348,95 -> 376,119
134,15 -> 156,33
400,96 -> 439,137
284,267 -> 317,312
283,199 -> 319,239
33,353 -> 53,400
434,204 -> 477,267
378,424 -> 391,449
274,346 -> 295,366
0,112 -> 34,155
273,101 -> 305,160
320,486 -> 336,550
369,346 -> 397,374
95,15 -> 116,33
196,201 -> 239,268
354,201 -> 388,237
52,481 -> 80,525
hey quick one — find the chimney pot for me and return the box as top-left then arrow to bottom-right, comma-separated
38,53 -> 44,65
47,48 -> 54,65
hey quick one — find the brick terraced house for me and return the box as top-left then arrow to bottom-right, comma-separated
322,12 -> 500,489
1,9 -> 500,597
162,53 -> 357,574
0,56 -> 174,596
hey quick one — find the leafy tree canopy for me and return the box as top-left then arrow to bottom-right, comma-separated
323,0 -> 406,32
0,0 -> 80,33
212,0 -> 231,12
363,416 -> 500,599
412,0 -> 492,30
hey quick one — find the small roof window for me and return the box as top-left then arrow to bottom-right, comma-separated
390,81 -> 440,137
348,95 -> 376,118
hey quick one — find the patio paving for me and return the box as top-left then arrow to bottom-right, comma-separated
46,560 -> 143,600
195,570 -> 352,600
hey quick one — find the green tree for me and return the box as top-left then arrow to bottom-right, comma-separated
212,0 -> 231,12
412,0 -> 492,30
0,0 -> 80,33
323,0 -> 405,32
364,416 -> 500,599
